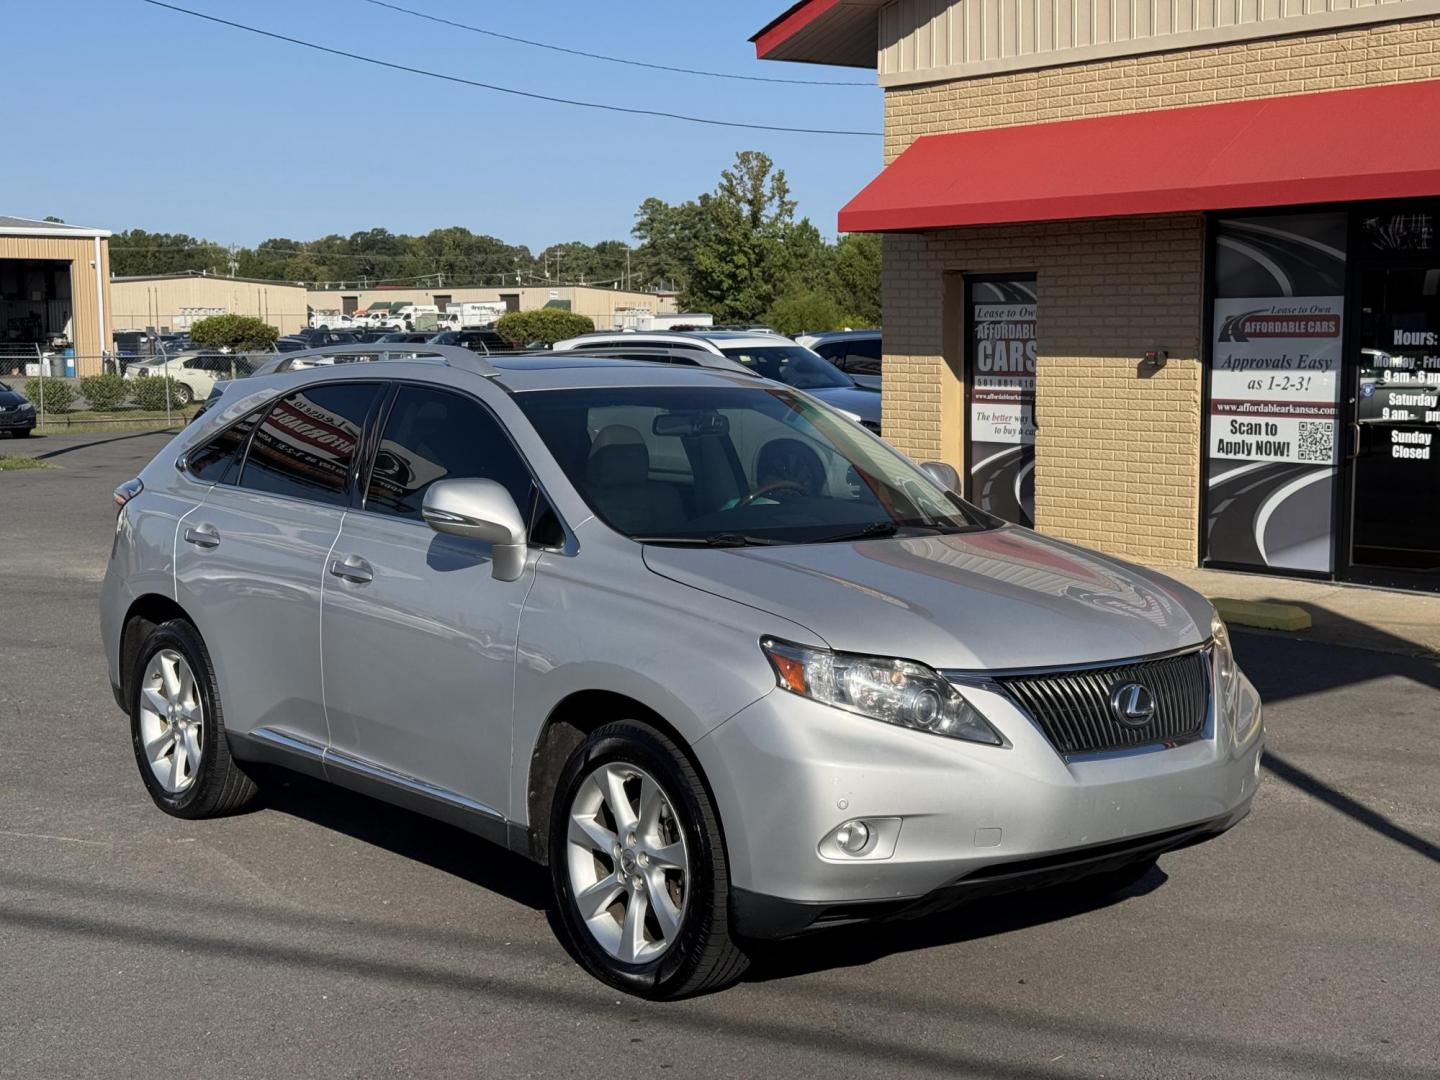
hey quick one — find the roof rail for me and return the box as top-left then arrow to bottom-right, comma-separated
252,343 -> 501,378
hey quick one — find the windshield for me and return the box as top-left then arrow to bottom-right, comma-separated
717,345 -> 854,390
517,385 -> 996,545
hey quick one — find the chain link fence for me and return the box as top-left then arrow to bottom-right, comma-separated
1,347 -> 276,432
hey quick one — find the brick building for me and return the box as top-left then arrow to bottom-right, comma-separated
754,1 -> 1440,592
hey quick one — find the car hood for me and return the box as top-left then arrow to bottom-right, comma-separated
642,526 -> 1213,670
0,390 -> 26,406
805,384 -> 881,424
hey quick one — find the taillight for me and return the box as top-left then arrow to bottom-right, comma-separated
114,478 -> 144,512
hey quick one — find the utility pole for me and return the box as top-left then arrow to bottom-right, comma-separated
227,243 -> 239,278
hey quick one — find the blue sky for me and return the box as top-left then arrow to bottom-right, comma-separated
11,0 -> 883,251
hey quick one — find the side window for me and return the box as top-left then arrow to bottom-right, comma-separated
845,339 -> 882,375
239,383 -> 381,506
365,386 -> 533,521
185,405 -> 266,484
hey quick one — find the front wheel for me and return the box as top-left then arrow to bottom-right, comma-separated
129,619 -> 259,818
12,428 -> 30,438
550,721 -> 748,998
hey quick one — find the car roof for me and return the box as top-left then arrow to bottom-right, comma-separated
807,329 -> 881,341
488,354 -> 762,393
241,342 -> 771,394
557,330 -> 797,351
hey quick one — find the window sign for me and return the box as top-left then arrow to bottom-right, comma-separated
1205,214 -> 1346,573
967,277 -> 1037,527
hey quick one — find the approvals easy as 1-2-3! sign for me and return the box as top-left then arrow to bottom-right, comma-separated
1209,297 -> 1343,465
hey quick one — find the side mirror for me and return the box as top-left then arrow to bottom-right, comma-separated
920,461 -> 962,493
421,478 -> 528,582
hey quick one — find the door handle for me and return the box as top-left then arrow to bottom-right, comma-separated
328,555 -> 374,584
183,524 -> 220,549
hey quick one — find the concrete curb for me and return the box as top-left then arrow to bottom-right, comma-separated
1211,597 -> 1313,632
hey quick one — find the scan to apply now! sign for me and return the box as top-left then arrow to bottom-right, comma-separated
1209,297 -> 1344,465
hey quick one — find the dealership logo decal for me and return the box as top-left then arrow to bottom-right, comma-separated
1218,309 -> 1341,342
1110,683 -> 1157,728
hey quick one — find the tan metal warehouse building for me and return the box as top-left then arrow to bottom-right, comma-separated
0,216 -> 112,377
307,284 -> 678,329
111,272 -> 309,339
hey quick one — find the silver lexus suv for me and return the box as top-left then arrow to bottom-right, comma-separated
100,344 -> 1263,998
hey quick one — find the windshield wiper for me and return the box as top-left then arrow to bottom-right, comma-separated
814,522 -> 900,543
633,533 -> 787,547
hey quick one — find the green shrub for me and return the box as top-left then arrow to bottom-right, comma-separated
23,377 -> 77,414
188,314 -> 279,352
495,308 -> 595,346
80,373 -> 129,411
130,376 -> 183,411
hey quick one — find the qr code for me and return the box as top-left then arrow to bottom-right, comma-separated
1297,421 -> 1334,463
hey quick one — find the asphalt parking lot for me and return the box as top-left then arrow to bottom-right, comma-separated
2,429 -> 1437,1080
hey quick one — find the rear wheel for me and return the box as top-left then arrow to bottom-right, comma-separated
172,383 -> 194,406
550,721 -> 748,998
129,619 -> 258,818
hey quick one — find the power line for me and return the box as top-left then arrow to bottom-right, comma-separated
362,0 -> 872,87
140,1 -> 881,138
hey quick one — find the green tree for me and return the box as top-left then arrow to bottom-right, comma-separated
687,152 -> 804,323
827,233 -> 882,326
110,230 -> 228,277
764,288 -> 844,336
188,314 -> 279,352
631,197 -> 704,294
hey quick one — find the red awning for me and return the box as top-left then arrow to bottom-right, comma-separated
839,80 -> 1440,233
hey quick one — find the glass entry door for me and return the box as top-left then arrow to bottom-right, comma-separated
1347,267 -> 1440,589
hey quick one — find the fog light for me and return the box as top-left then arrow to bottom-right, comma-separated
834,820 -> 870,854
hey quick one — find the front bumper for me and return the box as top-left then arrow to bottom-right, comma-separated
0,410 -> 36,430
694,670 -> 1262,938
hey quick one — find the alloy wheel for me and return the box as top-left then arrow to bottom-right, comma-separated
565,762 -> 690,964
137,649 -> 204,794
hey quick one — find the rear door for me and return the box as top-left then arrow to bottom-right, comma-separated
319,381 -> 543,818
174,380 -> 384,760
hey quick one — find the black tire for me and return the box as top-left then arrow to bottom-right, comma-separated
12,428 -> 31,438
549,721 -> 748,999
172,383 -> 194,406
129,619 -> 259,819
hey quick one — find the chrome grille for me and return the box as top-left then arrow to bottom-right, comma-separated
994,649 -> 1210,755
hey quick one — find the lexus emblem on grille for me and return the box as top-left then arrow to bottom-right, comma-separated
1110,682 -> 1157,727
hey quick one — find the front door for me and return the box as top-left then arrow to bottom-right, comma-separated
320,382 -> 541,819
1345,266 -> 1440,590
964,275 -> 1037,526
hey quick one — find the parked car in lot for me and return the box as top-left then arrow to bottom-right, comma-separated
554,331 -> 883,433
0,379 -> 37,436
124,351 -> 264,405
276,329 -> 365,353
796,330 -> 883,389
428,328 -> 515,354
102,342 -> 1262,998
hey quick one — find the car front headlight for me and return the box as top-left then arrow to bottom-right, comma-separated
18,402 -> 34,412
1211,612 -> 1251,741
761,637 -> 1003,745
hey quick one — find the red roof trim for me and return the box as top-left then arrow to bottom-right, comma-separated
839,80 -> 1440,232
752,0 -> 840,59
